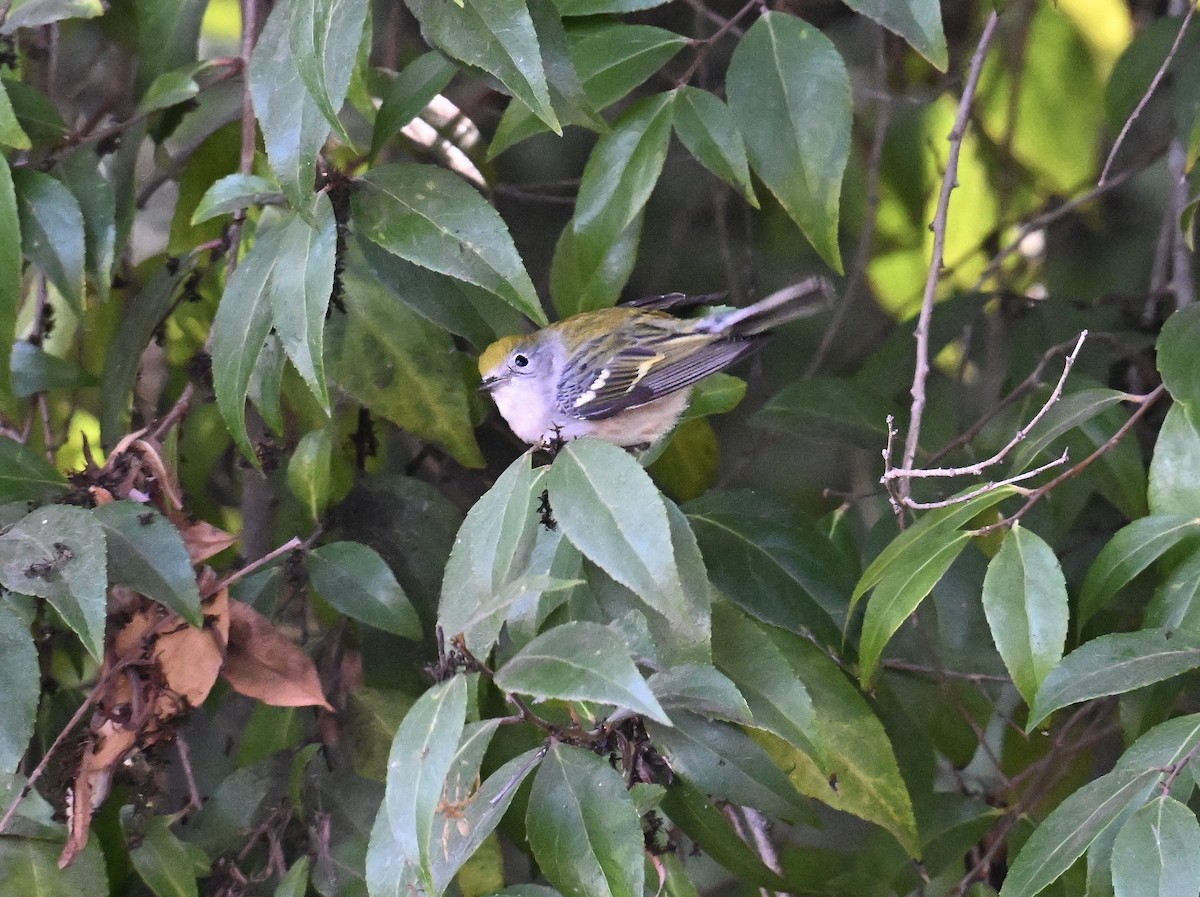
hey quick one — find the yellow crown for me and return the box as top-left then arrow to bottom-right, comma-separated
478,334 -> 525,376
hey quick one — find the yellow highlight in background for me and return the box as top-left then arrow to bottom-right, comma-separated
56,409 -> 101,473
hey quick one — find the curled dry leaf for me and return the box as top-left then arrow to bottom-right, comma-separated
222,599 -> 333,711
170,510 -> 238,564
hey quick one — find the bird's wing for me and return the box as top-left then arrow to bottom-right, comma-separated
558,320 -> 764,420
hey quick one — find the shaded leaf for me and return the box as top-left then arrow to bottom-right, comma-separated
494,620 -> 670,723
1,0 -> 104,32
647,664 -> 751,723
842,0 -> 946,69
13,168 -> 85,313
1149,403 -> 1200,516
727,13 -> 850,271
126,813 -> 200,897
287,0 -> 368,140
1008,388 -> 1131,474
55,151 -> 116,303
308,541 -> 421,639
549,213 -> 642,317
0,602 -> 38,776
671,87 -> 757,207
191,173 -> 284,224
753,378 -> 893,449
0,436 -> 68,504
371,51 -> 458,157
0,157 -> 18,413
1111,797 -> 1200,897
1157,290 -> 1200,411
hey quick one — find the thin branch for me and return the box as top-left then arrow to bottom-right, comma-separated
898,12 -> 1002,504
1098,0 -> 1197,186
902,450 -> 1068,511
202,536 -> 302,598
883,330 -> 1086,482
882,659 -> 1012,684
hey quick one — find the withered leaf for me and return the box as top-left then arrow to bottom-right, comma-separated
222,599 -> 332,710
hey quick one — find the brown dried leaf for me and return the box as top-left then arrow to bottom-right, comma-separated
60,720 -> 138,868
222,600 -> 332,710
155,582 -> 229,708
173,513 -> 238,564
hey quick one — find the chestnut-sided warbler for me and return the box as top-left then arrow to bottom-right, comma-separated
478,277 -> 833,449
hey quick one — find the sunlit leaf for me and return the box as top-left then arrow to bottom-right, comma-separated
287,429 -> 333,522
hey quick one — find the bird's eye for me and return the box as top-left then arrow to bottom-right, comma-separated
513,354 -> 529,368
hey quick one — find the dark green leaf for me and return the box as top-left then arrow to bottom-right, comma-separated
1078,515 -> 1200,628
371,52 -> 458,158
287,429 -> 333,521
1008,388 -> 1130,474
493,620 -> 670,722
404,0 -> 559,133
842,0 -> 946,70
0,505 -> 106,658
353,163 -> 545,325
671,87 -> 757,207
335,254 -> 486,467
0,80 -> 31,149
287,0 -> 368,140
270,193 -> 336,408
191,174 -> 284,224
646,712 -> 814,825
0,158 -> 21,412
13,168 -> 85,313
1158,303 -> 1200,410
276,857 -> 310,897
1149,403 -> 1200,516
727,13 -> 851,271
1,76 -> 68,145
647,664 -> 752,723
0,834 -> 107,894
1145,544 -> 1200,636
0,602 -> 37,776
134,0 -> 206,94
308,541 -> 421,639
99,264 -> 189,447
0,437 -> 68,503
686,490 -> 851,647
1029,630 -> 1200,730
680,373 -> 747,422
93,501 -> 202,626
135,66 -> 200,114
981,524 -> 1068,706
1111,797 -> 1200,897
526,743 -> 644,897
570,93 -> 673,279
11,342 -> 91,397
753,378 -> 893,448
549,214 -> 642,317
249,2 -> 329,210
126,813 -> 200,897
528,0 -> 601,133
55,152 -> 117,303
553,0 -> 668,14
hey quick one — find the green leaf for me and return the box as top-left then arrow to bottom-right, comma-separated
11,342 -> 92,398
490,22 -> 686,155
1159,303 -> 1200,410
249,2 -> 330,210
353,163 -> 545,325
275,857 -> 310,897
753,378 -> 893,449
335,255 -> 486,468
680,373 -> 747,422
136,66 -> 201,115
287,0 -> 367,141
133,0 -> 206,95
308,541 -> 420,639
1145,544 -> 1200,636
645,712 -> 814,824
13,168 -> 85,313
56,152 -> 117,303
570,93 -> 673,278
711,602 -> 819,759
657,776 -> 792,891
727,12 -> 851,272
439,455 -> 542,653
1149,403 -> 1200,516
0,505 -> 106,659
526,743 -> 644,897
1029,630 -> 1200,730
0,602 -> 37,776
371,51 -> 458,158
0,80 -> 31,149
404,0 -> 559,133
273,194 -> 337,408
547,439 -> 680,610
647,664 -> 752,723
0,437 -> 68,503
494,620 -> 670,723
758,625 -> 919,856
287,429 -> 333,521
0,0 -> 104,31
686,490 -> 851,647
553,0 -> 668,14
1,76 -> 68,145
981,524 -> 1069,706
191,174 -> 284,224
211,211 -> 285,463
549,214 -> 642,317
127,813 -> 200,897
1079,515 -> 1200,628
999,768 -> 1161,897
383,676 -> 467,883
527,0 -> 601,132
0,157 -> 19,414
0,834 -> 107,894
99,263 -> 189,447
842,0 -> 947,70
1111,797 -> 1200,897
671,87 -> 757,207
1008,388 -> 1130,474
92,501 -> 203,627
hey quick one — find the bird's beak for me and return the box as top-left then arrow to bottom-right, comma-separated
479,376 -> 501,393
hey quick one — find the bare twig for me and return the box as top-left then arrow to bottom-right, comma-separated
898,12 -> 1002,504
1098,1 -> 1197,186
202,536 -> 302,598
902,450 -> 1069,511
883,331 -> 1086,483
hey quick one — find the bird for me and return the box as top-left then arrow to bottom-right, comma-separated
477,277 -> 833,450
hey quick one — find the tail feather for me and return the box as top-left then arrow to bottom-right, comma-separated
696,277 -> 834,336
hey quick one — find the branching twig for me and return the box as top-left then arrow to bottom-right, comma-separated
203,536 -> 302,598
902,450 -> 1068,511
898,12 -> 1002,505
1098,0 -> 1197,186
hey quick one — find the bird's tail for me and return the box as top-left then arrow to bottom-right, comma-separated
695,277 -> 834,336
